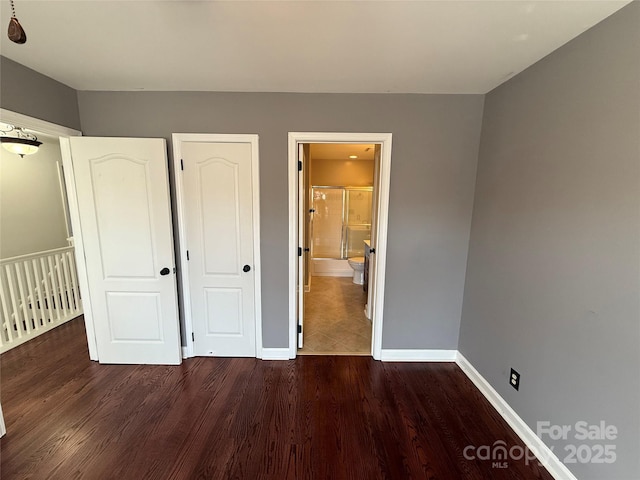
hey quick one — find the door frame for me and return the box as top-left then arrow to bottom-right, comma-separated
288,132 -> 392,360
172,134 -> 263,359
0,109 -> 97,359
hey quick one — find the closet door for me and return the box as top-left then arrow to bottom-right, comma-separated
174,135 -> 260,358
69,137 -> 181,364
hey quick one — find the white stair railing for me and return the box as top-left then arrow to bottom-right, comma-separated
0,246 -> 83,354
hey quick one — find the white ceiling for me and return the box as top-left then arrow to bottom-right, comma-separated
0,1 -> 631,94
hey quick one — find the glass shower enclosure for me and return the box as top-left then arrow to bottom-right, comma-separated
310,186 -> 373,259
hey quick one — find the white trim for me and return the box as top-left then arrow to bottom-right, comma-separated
380,349 -> 458,362
0,403 -> 5,437
0,109 -> 80,138
260,348 -> 293,360
59,139 -> 97,361
250,138 -> 263,359
55,161 -> 72,240
172,134 -> 262,359
181,347 -> 188,359
288,132 -> 392,360
456,353 -> 578,480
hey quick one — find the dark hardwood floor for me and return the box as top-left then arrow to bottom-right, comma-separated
1,318 -> 554,479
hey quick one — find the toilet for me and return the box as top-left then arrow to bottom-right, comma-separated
347,257 -> 365,285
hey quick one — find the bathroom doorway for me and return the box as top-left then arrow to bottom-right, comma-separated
288,133 -> 392,359
304,148 -> 374,354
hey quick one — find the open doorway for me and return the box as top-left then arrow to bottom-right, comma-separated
288,133 -> 392,360
300,144 -> 375,354
0,109 -> 85,355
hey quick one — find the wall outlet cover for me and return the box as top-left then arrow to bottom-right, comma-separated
510,368 -> 521,391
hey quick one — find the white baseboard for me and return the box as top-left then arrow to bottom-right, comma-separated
0,403 -> 5,437
379,349 -> 458,362
260,348 -> 292,360
455,352 -> 577,480
251,344 -> 575,479
180,347 -> 290,361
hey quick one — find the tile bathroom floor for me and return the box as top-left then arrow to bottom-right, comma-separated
298,276 -> 372,355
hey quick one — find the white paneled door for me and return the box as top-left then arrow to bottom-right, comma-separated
69,137 -> 181,364
178,138 -> 259,357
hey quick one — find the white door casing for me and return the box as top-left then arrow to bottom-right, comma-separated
297,143 -> 305,348
288,133 -> 392,360
366,144 -> 382,320
69,137 -> 181,365
173,134 -> 262,358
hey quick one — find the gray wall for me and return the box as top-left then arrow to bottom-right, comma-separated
459,3 -> 640,479
77,92 -> 484,349
0,136 -> 70,258
0,56 -> 80,130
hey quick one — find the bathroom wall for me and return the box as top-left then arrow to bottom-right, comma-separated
310,158 -> 374,187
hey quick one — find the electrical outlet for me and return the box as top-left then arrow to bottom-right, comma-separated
510,368 -> 520,391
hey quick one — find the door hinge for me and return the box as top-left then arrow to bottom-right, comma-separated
309,208 -> 315,213
186,250 -> 190,260
298,247 -> 302,257
181,159 -> 184,171
298,324 -> 302,334
298,160 -> 302,172
370,248 -> 376,254
192,332 -> 194,342
304,247 -> 310,252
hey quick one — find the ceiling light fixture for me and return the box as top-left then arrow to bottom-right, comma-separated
7,0 -> 27,44
349,155 -> 358,159
1,125 -> 42,157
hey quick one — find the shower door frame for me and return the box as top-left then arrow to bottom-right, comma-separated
310,185 -> 373,260
288,132 -> 392,360
309,186 -> 347,260
342,186 -> 374,259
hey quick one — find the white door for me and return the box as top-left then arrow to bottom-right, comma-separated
179,139 -> 258,357
297,143 -> 305,348
69,137 -> 181,365
366,144 -> 381,320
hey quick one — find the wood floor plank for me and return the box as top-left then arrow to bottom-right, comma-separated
1,318 -> 555,480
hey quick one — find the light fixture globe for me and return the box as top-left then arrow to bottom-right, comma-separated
1,136 -> 42,157
0,125 -> 42,157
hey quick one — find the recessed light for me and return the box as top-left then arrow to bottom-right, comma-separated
349,155 -> 358,159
